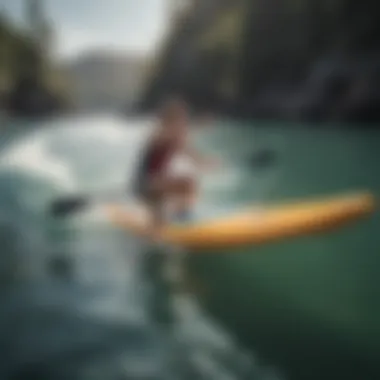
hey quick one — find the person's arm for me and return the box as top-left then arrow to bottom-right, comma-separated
185,145 -> 220,169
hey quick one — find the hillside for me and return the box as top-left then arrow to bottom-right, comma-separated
0,12 -> 69,118
137,0 -> 380,123
63,51 -> 150,111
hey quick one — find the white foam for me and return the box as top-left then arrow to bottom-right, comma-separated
0,133 -> 77,192
0,115 -> 155,198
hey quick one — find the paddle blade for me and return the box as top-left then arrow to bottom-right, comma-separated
49,196 -> 89,218
249,148 -> 277,169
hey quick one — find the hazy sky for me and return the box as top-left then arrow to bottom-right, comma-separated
1,0 -> 174,59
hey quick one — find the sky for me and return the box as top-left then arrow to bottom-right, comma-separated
1,0 -> 178,59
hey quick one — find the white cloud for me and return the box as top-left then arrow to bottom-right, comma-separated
53,0 -> 169,59
3,0 -> 170,59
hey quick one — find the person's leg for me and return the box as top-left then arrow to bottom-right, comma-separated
141,175 -> 198,239
134,174 -> 166,241
143,191 -> 167,241
152,176 -> 197,222
171,177 -> 197,222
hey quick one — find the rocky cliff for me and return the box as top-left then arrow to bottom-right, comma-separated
137,0 -> 380,123
0,13 -> 69,119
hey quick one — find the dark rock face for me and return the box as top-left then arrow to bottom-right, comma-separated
0,13 -> 68,119
138,0 -> 226,113
6,75 -> 65,119
137,0 -> 380,124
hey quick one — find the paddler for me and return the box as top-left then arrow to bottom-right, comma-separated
133,97 -> 218,238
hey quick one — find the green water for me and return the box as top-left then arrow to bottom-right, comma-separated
1,116 -> 379,380
192,124 -> 380,380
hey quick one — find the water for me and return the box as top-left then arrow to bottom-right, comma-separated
0,114 -> 281,380
0,114 -> 378,380
190,123 -> 380,380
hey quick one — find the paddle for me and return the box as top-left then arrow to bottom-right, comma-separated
48,190 -> 191,223
49,195 -> 91,218
248,148 -> 277,169
48,180 -> 130,218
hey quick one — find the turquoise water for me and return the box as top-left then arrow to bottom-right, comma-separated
191,123 -> 380,380
0,114 -> 379,380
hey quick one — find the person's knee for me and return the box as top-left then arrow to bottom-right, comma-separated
175,177 -> 197,193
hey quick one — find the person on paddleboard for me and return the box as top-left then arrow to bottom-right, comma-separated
134,97 -> 217,236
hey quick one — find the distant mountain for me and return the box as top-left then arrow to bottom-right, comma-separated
63,50 -> 150,112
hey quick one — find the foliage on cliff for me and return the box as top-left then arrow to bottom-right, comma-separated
0,12 -> 70,117
1,15 -> 30,90
139,0 -> 380,122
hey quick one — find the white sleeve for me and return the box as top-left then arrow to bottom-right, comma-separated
167,154 -> 199,178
